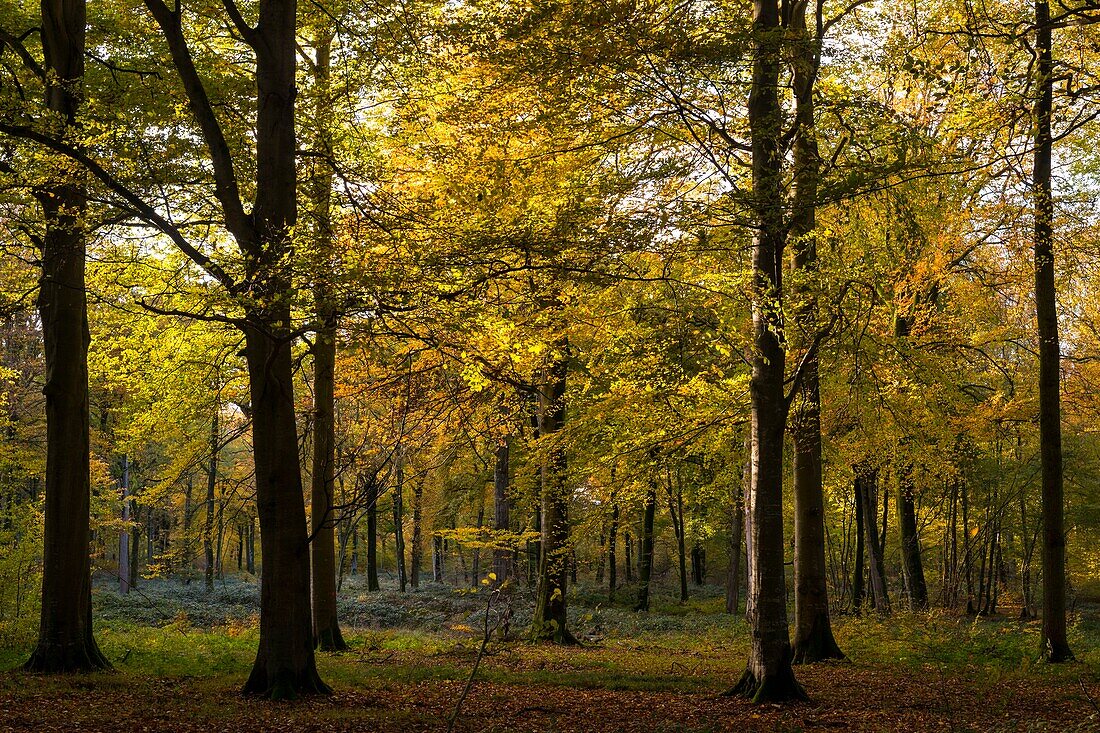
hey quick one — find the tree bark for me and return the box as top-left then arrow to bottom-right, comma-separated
394,452 -> 407,592
607,501 -> 619,601
493,440 -> 512,584
366,479 -> 379,591
531,351 -> 576,643
859,469 -> 890,613
668,471 -> 688,602
140,0 -> 328,695
411,481 -> 423,588
204,409 -> 218,592
730,430 -> 750,616
852,470 -> 865,614
1033,0 -> 1073,664
729,0 -> 804,703
119,455 -> 131,594
307,30 -> 346,653
896,465 -> 928,611
25,0 -> 109,671
635,484 -> 657,612
788,0 -> 842,665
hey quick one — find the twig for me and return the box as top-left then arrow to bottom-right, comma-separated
1079,675 -> 1100,717
446,587 -> 501,733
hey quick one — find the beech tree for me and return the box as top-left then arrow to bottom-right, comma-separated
1032,0 -> 1072,664
729,0 -> 805,703
19,0 -> 110,673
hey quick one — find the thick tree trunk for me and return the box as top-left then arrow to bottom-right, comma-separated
241,317 -> 329,697
25,0 -> 109,670
493,440 -> 511,584
237,0 -> 328,689
531,352 -> 576,643
1034,0 -> 1073,664
730,0 -> 804,703
635,485 -> 657,612
896,465 -> 928,611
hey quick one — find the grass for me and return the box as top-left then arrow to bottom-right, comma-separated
3,579 -> 1100,731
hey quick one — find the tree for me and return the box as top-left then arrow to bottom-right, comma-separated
22,0 -> 110,674
1033,0 -> 1073,664
531,347 -> 577,643
729,0 -> 806,703
788,0 -> 843,664
137,0 -> 328,696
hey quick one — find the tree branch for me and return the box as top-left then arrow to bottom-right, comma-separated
0,119 -> 239,291
143,0 -> 255,248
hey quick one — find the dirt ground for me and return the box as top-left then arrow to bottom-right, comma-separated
2,661 -> 1099,732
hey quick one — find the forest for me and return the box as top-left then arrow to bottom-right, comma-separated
1,0 -> 1100,729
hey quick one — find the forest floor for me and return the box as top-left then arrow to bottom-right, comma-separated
1,578 -> 1099,732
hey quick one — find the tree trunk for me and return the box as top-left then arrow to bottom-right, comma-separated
1033,0 -> 1073,664
624,531 -> 634,583
730,0 -> 804,703
366,479 -> 379,591
852,470 -> 865,614
728,431 -> 750,615
726,504 -> 743,615
119,455 -> 131,594
130,522 -> 140,590
493,440 -> 511,584
668,472 -> 688,602
896,465 -> 928,611
470,505 -> 484,587
526,406 -> 542,586
24,0 -> 109,673
859,469 -> 890,613
742,430 -> 756,622
531,351 -> 576,643
635,484 -> 657,612
607,501 -> 619,601
788,0 -> 841,665
182,475 -> 194,576
691,544 -> 705,586
205,410 -> 218,592
432,533 -> 443,583
247,517 -> 256,575
307,30 -> 346,653
141,0 -> 327,694
394,453 -> 407,593
411,481 -> 423,589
